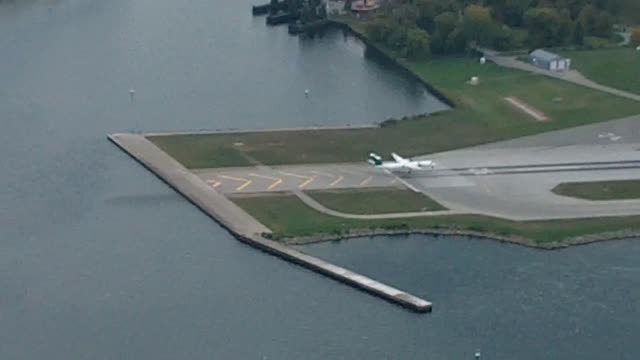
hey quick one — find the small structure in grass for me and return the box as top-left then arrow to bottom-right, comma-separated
529,49 -> 571,72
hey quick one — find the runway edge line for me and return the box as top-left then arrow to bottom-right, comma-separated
107,133 -> 432,313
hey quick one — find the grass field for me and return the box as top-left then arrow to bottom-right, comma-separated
560,48 -> 640,95
306,188 -> 446,214
553,180 -> 640,200
149,57 -> 640,169
231,194 -> 640,246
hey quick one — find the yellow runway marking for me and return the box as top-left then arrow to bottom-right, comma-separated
219,175 -> 252,192
207,180 -> 222,188
249,173 -> 283,190
311,170 -> 335,178
359,176 -> 373,187
279,171 -> 314,189
299,178 -> 314,189
330,176 -> 344,187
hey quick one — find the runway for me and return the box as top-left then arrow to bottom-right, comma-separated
195,164 -> 403,194
196,116 -> 640,221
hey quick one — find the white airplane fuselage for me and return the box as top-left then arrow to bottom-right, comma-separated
368,152 -> 435,173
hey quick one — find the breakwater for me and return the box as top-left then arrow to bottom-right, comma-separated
108,133 -> 432,313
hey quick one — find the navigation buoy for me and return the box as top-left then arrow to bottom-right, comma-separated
129,88 -> 135,100
304,89 -> 309,97
475,352 -> 481,359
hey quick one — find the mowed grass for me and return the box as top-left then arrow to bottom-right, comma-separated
148,56 -> 640,169
553,180 -> 640,200
231,194 -> 640,246
560,48 -> 640,95
306,188 -> 446,214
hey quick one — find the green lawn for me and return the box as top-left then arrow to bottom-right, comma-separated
552,180 -> 640,200
306,188 -> 446,214
149,57 -> 640,168
560,48 -> 640,95
231,194 -> 640,246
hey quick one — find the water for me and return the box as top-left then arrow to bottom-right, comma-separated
0,0 -> 637,359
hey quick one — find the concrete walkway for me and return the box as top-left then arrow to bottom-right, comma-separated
481,49 -> 640,102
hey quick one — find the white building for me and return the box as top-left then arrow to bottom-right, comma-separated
529,49 -> 571,72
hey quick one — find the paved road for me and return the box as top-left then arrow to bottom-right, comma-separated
481,48 -> 640,102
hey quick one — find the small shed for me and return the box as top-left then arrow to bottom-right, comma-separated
529,49 -> 571,72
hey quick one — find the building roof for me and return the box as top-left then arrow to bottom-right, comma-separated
529,49 -> 565,62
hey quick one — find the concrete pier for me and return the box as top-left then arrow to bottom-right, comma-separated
108,133 -> 432,313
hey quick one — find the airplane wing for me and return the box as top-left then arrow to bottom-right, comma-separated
391,153 -> 405,163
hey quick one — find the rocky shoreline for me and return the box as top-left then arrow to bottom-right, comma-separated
282,227 -> 640,250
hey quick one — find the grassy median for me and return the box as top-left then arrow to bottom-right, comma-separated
306,188 -> 446,214
553,180 -> 640,200
231,194 -> 640,246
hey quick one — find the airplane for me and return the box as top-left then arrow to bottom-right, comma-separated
367,152 -> 435,173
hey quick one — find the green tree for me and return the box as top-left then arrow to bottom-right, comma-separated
463,5 -> 495,46
446,22 -> 468,52
592,10 -> 613,37
435,11 -> 458,39
387,25 -> 408,50
524,7 -> 569,47
365,19 -> 393,43
430,11 -> 458,54
632,28 -> 640,45
405,28 -> 431,59
577,4 -> 598,35
572,20 -> 585,45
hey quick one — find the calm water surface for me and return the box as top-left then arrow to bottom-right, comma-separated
0,0 -> 638,359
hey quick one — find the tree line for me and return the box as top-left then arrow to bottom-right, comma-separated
364,0 -> 632,60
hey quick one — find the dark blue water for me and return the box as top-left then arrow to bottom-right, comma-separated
0,0 -> 637,359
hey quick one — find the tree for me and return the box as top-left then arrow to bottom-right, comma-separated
632,28 -> 640,46
405,28 -> 431,59
365,19 -> 393,43
387,25 -> 408,50
524,8 -> 569,47
572,20 -> 585,45
415,0 -> 446,32
592,10 -> 613,37
577,4 -> 598,36
446,22 -> 467,53
463,5 -> 495,46
435,11 -> 458,39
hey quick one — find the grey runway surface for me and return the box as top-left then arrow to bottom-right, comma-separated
196,115 -> 640,220
194,164 -> 404,194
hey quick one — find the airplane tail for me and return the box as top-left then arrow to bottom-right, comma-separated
368,152 -> 383,166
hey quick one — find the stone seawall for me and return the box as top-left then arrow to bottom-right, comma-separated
108,133 -> 432,313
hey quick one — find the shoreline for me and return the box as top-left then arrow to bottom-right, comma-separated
328,19 -> 458,109
282,227 -> 640,250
